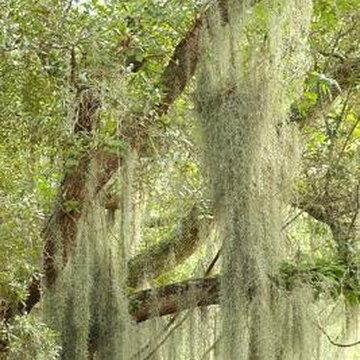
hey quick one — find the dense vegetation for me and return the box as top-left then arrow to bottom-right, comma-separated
0,0 -> 359,359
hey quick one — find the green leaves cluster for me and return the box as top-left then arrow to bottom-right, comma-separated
1,315 -> 60,360
279,257 -> 360,305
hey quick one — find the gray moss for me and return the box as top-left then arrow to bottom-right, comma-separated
195,1 -> 313,358
42,159 -> 132,360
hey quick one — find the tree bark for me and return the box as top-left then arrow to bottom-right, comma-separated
128,205 -> 207,288
129,276 -> 220,322
43,88 -> 101,287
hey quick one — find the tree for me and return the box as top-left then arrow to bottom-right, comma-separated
0,0 -> 359,359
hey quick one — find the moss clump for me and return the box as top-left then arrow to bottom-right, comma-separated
196,0 -> 313,358
42,160 -> 132,360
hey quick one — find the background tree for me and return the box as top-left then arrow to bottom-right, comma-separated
0,0 -> 359,359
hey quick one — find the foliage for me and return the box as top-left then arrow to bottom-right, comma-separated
0,315 -> 60,360
279,257 -> 360,305
0,0 -> 359,358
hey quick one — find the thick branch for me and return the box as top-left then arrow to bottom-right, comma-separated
154,13 -> 204,116
4,276 -> 219,330
6,259 -> 360,351
1,89 -> 102,324
128,205 -> 205,288
4,208 -> 206,322
94,19 -> 206,191
2,277 -> 220,353
2,94 -> 102,326
43,88 -> 101,287
96,1 -> 245,191
129,276 -> 220,322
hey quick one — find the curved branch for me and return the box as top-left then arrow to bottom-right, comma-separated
43,88 -> 101,287
95,13 -> 207,190
4,89 -> 101,322
316,322 -> 360,348
3,208 -> 209,322
97,0 -> 257,190
154,13 -> 204,116
128,205 -> 206,288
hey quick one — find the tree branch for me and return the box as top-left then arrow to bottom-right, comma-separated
3,207 -> 208,322
129,276 -> 220,322
154,12 -> 205,117
43,88 -> 101,287
128,205 -> 205,288
315,322 -> 360,348
94,13 -> 207,191
96,0 -> 253,191
1,277 -> 219,353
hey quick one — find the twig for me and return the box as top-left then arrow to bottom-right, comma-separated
281,210 -> 304,230
142,314 -> 189,360
204,247 -> 222,277
200,335 -> 222,360
316,322 -> 360,348
334,116 -> 360,170
345,182 -> 360,239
